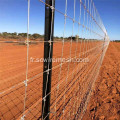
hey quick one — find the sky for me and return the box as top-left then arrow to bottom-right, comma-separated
0,0 -> 120,40
94,0 -> 120,40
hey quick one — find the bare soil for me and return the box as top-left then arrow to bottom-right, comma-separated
83,42 -> 120,120
0,38 -> 107,120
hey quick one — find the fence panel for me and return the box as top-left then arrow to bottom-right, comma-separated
0,0 -> 109,120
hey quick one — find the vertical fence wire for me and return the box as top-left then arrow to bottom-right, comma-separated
22,0 -> 30,119
54,0 -> 68,119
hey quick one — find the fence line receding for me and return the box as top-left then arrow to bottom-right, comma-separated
0,0 -> 110,120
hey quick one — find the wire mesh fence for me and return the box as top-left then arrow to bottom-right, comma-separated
0,0 -> 109,120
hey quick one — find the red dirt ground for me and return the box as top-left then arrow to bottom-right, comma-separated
83,42 -> 120,120
0,38 -> 107,120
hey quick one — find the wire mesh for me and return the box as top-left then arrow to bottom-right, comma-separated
0,0 -> 109,120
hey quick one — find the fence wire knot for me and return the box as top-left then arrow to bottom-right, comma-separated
48,40 -> 52,46
73,19 -> 75,23
50,6 -> 54,10
24,80 -> 28,87
25,40 -> 30,45
64,14 -> 67,17
57,85 -> 59,90
46,69 -> 50,75
21,115 -> 25,120
43,96 -> 46,102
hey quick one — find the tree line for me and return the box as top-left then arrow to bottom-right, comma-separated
0,32 -> 44,40
112,40 -> 120,42
0,32 -> 95,41
0,32 -> 80,40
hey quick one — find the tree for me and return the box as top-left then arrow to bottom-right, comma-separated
18,33 -> 27,37
2,32 -> 8,37
32,33 -> 41,39
12,32 -> 17,36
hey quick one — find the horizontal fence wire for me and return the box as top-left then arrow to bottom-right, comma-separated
0,0 -> 110,120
